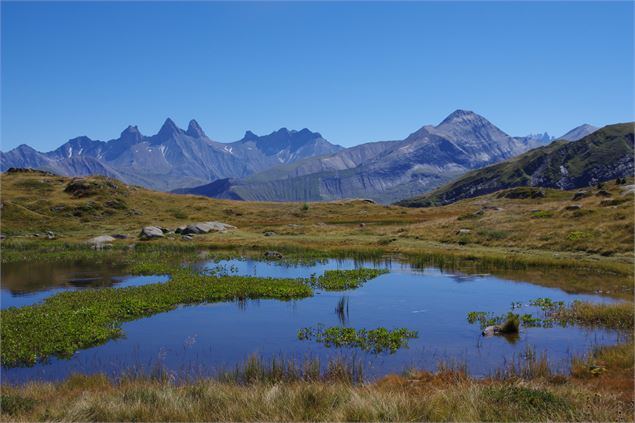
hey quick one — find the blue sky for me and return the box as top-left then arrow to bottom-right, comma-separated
1,1 -> 633,151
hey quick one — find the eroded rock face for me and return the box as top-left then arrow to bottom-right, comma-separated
139,226 -> 165,240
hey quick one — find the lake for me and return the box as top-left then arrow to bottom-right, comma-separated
0,257 -> 622,383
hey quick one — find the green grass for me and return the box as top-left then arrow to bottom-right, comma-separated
297,326 -> 418,353
1,269 -> 312,367
310,268 -> 388,290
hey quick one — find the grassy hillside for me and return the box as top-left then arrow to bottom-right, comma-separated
397,122 -> 634,207
1,169 -> 633,293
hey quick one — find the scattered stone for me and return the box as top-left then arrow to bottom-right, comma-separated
181,221 -> 237,235
263,250 -> 283,260
139,226 -> 165,240
621,185 -> 635,196
596,189 -> 611,197
482,325 -> 501,336
87,235 -> 116,250
572,190 -> 589,200
263,231 -> 277,237
160,227 -> 170,233
181,235 -> 193,241
564,204 -> 582,211
175,225 -> 187,234
45,230 -> 56,240
88,235 -> 116,244
359,223 -> 366,228
457,229 -> 471,235
481,205 -> 503,211
111,234 -> 128,239
0,233 -> 5,240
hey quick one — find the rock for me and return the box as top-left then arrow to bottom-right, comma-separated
111,234 -> 128,239
263,231 -> 277,237
0,233 -> 5,240
87,235 -> 116,250
359,223 -> 366,228
572,190 -> 588,200
482,325 -> 501,336
263,250 -> 283,260
181,235 -> 193,241
596,190 -> 611,197
139,226 -> 165,240
88,235 -> 116,244
181,221 -> 236,235
457,229 -> 471,234
175,225 -> 187,234
160,227 -> 170,233
481,205 -> 503,211
46,230 -> 56,240
564,204 -> 582,211
621,185 -> 635,196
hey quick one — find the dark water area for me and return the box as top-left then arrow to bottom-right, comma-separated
1,258 -> 623,384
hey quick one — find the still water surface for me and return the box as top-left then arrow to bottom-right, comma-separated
0,258 -> 621,383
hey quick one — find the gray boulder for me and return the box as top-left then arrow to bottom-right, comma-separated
482,325 -> 501,336
564,204 -> 582,211
87,235 -> 116,250
181,221 -> 236,235
139,226 -> 165,240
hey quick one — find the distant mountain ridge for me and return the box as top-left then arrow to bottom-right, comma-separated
396,122 -> 634,207
558,124 -> 598,141
178,110 -> 560,203
0,119 -> 343,191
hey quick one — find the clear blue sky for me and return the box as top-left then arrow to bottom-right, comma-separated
1,1 -> 633,151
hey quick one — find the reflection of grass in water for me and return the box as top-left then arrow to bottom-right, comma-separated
335,296 -> 349,324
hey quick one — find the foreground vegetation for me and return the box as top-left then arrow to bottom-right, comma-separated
1,340 -> 633,422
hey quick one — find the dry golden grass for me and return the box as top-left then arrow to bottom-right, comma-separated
1,364 -> 633,422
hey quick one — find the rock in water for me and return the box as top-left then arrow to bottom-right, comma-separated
139,226 -> 165,240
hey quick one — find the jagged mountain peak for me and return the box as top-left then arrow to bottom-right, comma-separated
119,125 -> 143,143
186,119 -> 206,138
157,118 -> 183,138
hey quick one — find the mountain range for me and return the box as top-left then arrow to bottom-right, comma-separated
1,111 -> 600,203
0,120 -> 343,191
397,122 -> 633,207
175,111 -> 598,203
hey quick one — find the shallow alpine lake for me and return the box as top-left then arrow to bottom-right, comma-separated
1,257 -> 623,383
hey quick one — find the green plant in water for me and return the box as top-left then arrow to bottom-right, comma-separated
311,268 -> 388,291
298,325 -> 418,354
1,269 -> 313,367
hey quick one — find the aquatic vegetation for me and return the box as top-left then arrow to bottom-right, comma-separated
1,270 -> 313,367
309,268 -> 388,291
297,325 -> 418,353
468,298 -> 634,334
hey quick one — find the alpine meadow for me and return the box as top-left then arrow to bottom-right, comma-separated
1,2 -> 633,422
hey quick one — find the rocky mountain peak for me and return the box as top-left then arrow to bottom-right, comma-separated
157,118 -> 183,139
120,125 -> 143,144
186,119 -> 206,138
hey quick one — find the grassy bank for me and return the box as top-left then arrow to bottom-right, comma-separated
1,344 -> 633,422
1,172 -> 632,271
